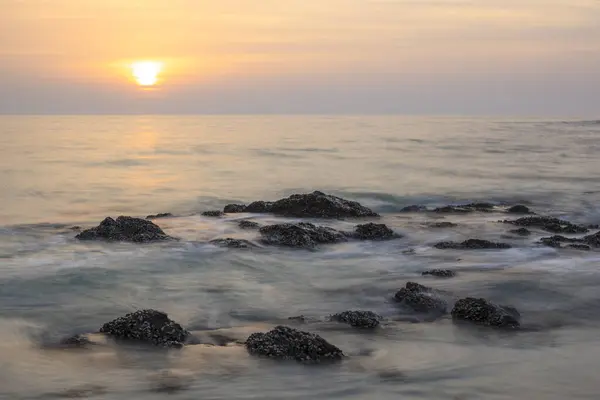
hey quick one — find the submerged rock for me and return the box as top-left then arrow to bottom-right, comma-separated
507,205 -> 533,214
434,203 -> 495,213
422,269 -> 456,278
146,213 -> 173,220
452,297 -> 520,328
400,205 -> 427,212
259,222 -> 347,248
224,204 -> 247,213
427,221 -> 458,228
58,334 -> 95,348
503,216 -> 589,234
434,239 -> 511,250
99,309 -> 189,348
209,238 -> 257,249
238,220 -> 260,229
394,282 -> 447,315
76,216 -> 173,243
540,231 -> 600,250
202,210 -> 224,217
353,223 -> 399,241
510,228 -> 532,236
330,310 -> 382,328
245,325 -> 344,363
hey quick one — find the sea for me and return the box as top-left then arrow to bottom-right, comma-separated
1,115 -> 600,399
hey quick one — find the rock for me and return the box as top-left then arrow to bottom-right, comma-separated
434,203 -> 495,213
58,334 -> 95,348
238,220 -> 260,229
353,223 -> 398,241
202,210 -> 224,217
569,244 -> 591,251
503,216 -> 589,234
76,216 -> 173,243
540,231 -> 600,249
330,311 -> 382,328
583,231 -> 600,247
422,269 -> 456,278
245,325 -> 344,363
209,238 -> 257,249
146,213 -> 173,220
259,222 -> 347,249
70,226 -> 82,231
434,239 -> 511,250
451,297 -> 520,328
427,221 -> 458,228
400,205 -> 427,212
510,228 -> 532,236
99,309 -> 189,348
394,282 -> 447,315
224,204 -> 247,213
246,191 -> 378,218
507,205 -> 532,214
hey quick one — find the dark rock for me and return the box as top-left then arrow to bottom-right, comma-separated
400,205 -> 427,212
224,204 -> 246,213
330,311 -> 382,328
245,325 -> 344,363
422,269 -> 456,278
394,282 -> 447,315
238,220 -> 260,229
146,213 -> 173,220
259,222 -> 347,249
452,297 -> 520,328
209,238 -> 257,249
202,210 -> 224,217
510,228 -> 532,236
434,239 -> 511,250
353,223 -> 398,241
503,216 -> 589,234
540,231 -> 600,249
427,221 -> 458,228
59,334 -> 95,348
70,226 -> 82,231
507,205 -> 532,214
434,203 -> 495,213
99,309 -> 189,348
540,235 -> 571,248
569,244 -> 591,251
583,231 -> 600,247
76,216 -> 173,243
246,191 -> 378,218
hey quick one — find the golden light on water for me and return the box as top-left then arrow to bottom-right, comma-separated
130,61 -> 163,86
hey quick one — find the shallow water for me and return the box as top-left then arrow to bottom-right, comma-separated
1,115 -> 600,399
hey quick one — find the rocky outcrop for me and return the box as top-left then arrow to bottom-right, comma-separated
245,325 -> 344,363
427,221 -> 458,228
202,211 -> 224,217
422,269 -> 456,278
224,204 -> 246,213
244,201 -> 274,213
434,239 -> 511,250
352,223 -> 399,241
510,228 -> 532,236
238,220 -> 260,229
76,217 -> 173,243
400,205 -> 427,212
507,205 -> 532,214
540,231 -> 600,250
330,310 -> 382,328
503,216 -> 589,234
146,213 -> 173,220
209,238 -> 257,249
99,309 -> 189,348
259,222 -> 347,249
394,282 -> 447,316
451,298 -> 520,329
434,203 -> 495,213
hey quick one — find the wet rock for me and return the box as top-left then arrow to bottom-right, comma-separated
569,244 -> 591,251
427,221 -> 458,228
353,223 -> 399,241
70,226 -> 82,231
330,310 -> 382,329
246,191 -> 378,218
510,228 -> 532,236
58,334 -> 95,348
540,231 -> 600,250
238,220 -> 260,229
209,238 -> 257,249
434,239 -> 511,250
245,325 -> 344,363
434,203 -> 495,213
202,210 -> 224,217
503,216 -> 589,234
452,297 -> 520,328
76,216 -> 173,243
583,231 -> 600,247
259,222 -> 347,249
507,205 -> 532,214
400,205 -> 427,212
146,213 -> 173,220
394,282 -> 447,315
422,269 -> 456,278
224,204 -> 246,213
99,309 -> 189,348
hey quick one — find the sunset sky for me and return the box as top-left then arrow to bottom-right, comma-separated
1,0 -> 599,115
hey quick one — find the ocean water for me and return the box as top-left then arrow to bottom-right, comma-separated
1,115 -> 600,399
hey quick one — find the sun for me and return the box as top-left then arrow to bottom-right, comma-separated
130,61 -> 163,86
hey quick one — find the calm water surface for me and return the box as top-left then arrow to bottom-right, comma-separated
1,116 -> 600,399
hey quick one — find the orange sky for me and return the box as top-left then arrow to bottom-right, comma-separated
1,0 -> 599,114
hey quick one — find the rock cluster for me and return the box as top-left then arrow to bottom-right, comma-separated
503,216 -> 589,234
330,310 -> 382,328
76,217 -> 173,243
451,298 -> 520,328
434,239 -> 511,250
